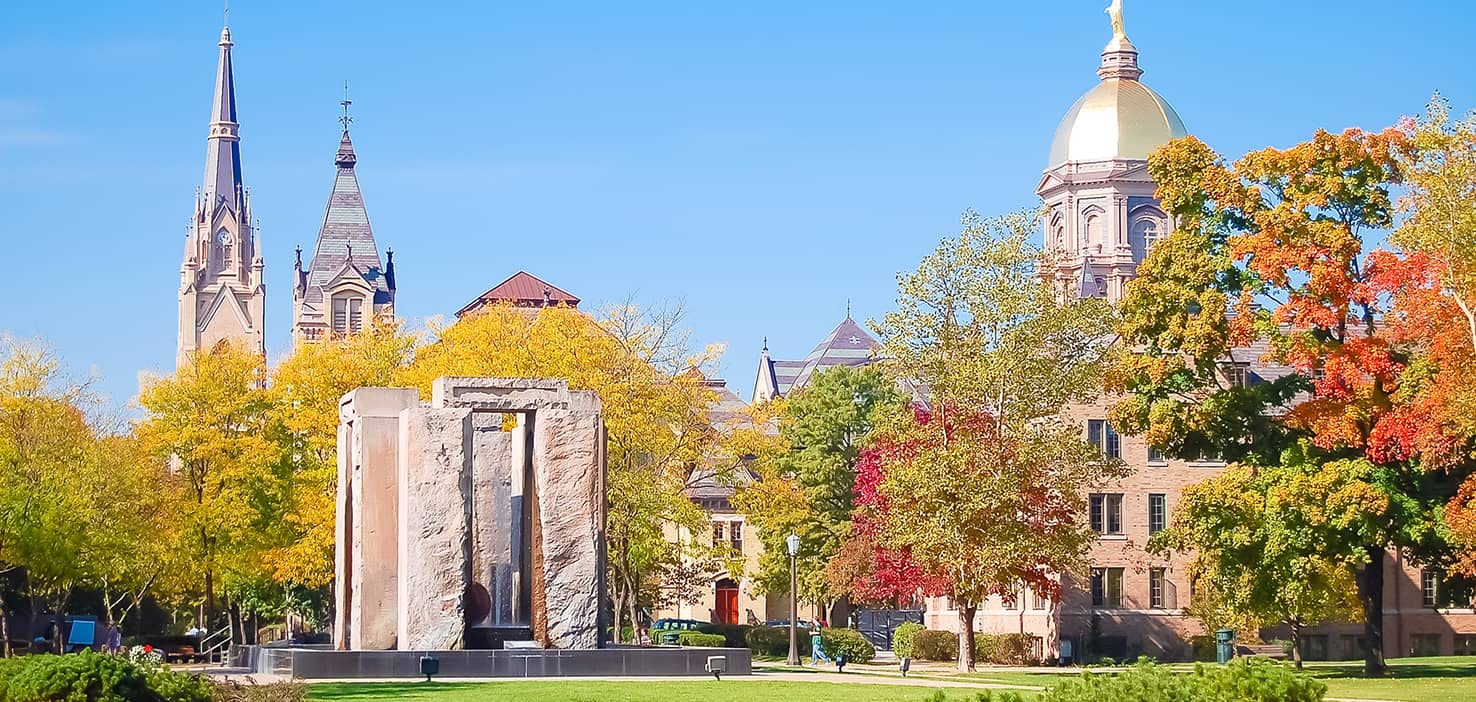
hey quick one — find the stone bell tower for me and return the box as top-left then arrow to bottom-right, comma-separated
177,23 -> 266,367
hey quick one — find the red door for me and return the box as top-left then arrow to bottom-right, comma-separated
715,580 -> 739,625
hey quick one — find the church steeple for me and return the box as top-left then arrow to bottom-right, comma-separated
291,89 -> 396,344
203,25 -> 244,213
177,22 -> 266,367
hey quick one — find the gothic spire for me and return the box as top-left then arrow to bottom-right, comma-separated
202,23 -> 244,211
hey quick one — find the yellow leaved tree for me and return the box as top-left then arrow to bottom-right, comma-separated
406,302 -> 720,642
136,341 -> 274,627
263,321 -> 418,589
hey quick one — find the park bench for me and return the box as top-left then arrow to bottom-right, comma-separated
1235,643 -> 1288,660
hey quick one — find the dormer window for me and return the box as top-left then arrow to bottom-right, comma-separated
331,293 -> 365,335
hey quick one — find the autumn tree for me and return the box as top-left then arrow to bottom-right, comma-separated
870,210 -> 1123,671
1151,448 -> 1386,667
407,302 -> 719,643
0,338 -> 94,654
264,321 -> 417,591
1113,126 -> 1474,675
136,342 -> 274,629
734,365 -> 905,618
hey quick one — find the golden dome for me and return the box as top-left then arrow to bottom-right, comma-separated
1048,77 -> 1187,166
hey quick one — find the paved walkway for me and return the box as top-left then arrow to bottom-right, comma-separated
196,662 -> 1396,701
201,666 -> 1042,691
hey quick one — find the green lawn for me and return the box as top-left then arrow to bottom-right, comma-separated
898,656 -> 1476,702
1309,657 -> 1476,702
309,680 -> 970,702
305,656 -> 1476,702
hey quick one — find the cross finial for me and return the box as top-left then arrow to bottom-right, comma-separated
339,81 -> 353,131
846,299 -> 851,318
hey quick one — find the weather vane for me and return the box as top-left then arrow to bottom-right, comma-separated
339,81 -> 353,131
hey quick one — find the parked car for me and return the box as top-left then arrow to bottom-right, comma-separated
763,619 -> 816,629
650,618 -> 708,645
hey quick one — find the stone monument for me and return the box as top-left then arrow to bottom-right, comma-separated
334,377 -> 607,651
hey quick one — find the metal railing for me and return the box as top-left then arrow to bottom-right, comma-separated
200,624 -> 232,664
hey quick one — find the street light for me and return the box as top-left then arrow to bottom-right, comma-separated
786,532 -> 801,666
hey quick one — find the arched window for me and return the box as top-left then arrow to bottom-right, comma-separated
1081,205 -> 1107,251
1129,207 -> 1167,260
1132,218 -> 1161,253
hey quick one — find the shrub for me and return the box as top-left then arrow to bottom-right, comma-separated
973,634 -> 1040,665
924,690 -> 1029,702
677,632 -> 727,647
0,650 -> 213,702
820,628 -> 875,664
743,626 -> 811,658
1039,658 -> 1326,702
892,622 -> 925,659
212,679 -> 310,702
913,629 -> 959,661
696,623 -> 750,648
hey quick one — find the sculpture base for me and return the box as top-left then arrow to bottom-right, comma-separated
465,626 -> 534,650
229,645 -> 752,679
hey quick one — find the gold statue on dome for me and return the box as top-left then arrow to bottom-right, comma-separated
1106,0 -> 1127,40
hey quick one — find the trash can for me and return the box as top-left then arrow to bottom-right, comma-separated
1215,628 -> 1235,664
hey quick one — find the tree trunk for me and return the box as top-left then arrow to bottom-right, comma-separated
0,593 -> 10,658
958,603 -> 977,672
205,568 -> 216,625
1358,545 -> 1387,676
624,581 -> 640,646
830,596 -> 852,630
1289,619 -> 1303,669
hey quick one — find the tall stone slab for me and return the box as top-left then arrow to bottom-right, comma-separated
397,406 -> 474,650
530,392 -> 606,649
334,388 -> 419,651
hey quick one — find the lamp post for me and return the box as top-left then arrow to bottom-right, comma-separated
786,532 -> 801,666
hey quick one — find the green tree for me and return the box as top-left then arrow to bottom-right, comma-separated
136,342 -> 275,630
1151,448 -> 1386,667
735,365 -> 905,615
870,210 -> 1123,671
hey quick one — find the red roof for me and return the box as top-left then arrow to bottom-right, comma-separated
456,271 -> 581,317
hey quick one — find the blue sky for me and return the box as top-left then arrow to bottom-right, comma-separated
1,0 -> 1472,409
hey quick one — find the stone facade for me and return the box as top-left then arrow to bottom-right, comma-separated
177,25 -> 265,367
335,378 -> 607,651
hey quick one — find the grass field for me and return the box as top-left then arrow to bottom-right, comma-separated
309,680 -> 977,702
306,656 -> 1476,702
899,656 -> 1476,702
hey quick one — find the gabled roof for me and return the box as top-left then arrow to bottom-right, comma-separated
753,314 -> 880,402
789,316 -> 880,390
457,271 -> 581,317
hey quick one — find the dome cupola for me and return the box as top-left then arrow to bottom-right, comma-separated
1047,0 -> 1187,166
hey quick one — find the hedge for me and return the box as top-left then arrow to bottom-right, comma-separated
1040,658 -> 1326,702
819,628 -> 875,664
744,625 -> 812,657
677,632 -> 727,648
913,629 -> 959,661
974,633 -> 1039,665
892,622 -> 924,659
696,623 -> 750,648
